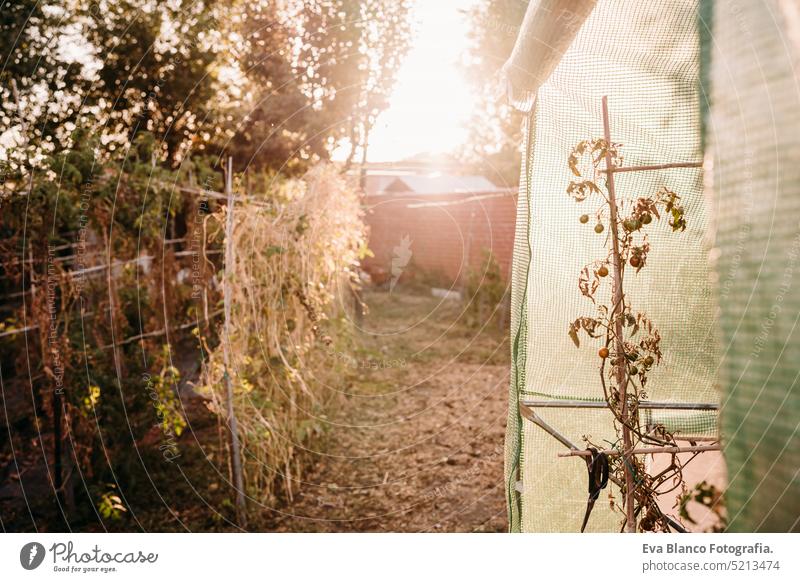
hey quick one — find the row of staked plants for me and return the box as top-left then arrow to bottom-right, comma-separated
0,131 -> 365,529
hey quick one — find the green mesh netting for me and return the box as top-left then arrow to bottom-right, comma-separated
505,0 -> 720,532
706,0 -> 800,533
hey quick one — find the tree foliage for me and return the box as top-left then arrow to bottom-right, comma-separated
1,0 -> 91,163
82,0 -> 221,164
1,0 -> 411,173
226,0 -> 411,173
462,0 -> 529,186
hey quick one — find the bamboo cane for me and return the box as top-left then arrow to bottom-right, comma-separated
600,161 -> 702,174
601,96 -> 636,533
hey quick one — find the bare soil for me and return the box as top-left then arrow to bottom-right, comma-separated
263,289 -> 509,532
0,289 -> 509,532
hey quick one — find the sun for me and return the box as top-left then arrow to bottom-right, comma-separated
337,0 -> 479,163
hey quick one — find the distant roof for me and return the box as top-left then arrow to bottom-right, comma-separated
366,174 -> 499,196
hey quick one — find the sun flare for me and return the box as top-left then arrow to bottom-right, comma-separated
360,0 -> 479,162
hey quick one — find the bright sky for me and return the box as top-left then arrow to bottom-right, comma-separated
363,0 -> 479,162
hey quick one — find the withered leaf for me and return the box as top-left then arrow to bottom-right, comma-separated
569,326 -> 580,348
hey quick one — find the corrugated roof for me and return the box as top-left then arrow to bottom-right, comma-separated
376,174 -> 499,195
363,174 -> 404,195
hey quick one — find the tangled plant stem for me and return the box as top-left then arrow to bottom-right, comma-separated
567,134 -> 695,532
201,164 -> 366,507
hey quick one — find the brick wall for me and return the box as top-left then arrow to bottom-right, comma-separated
361,191 -> 517,288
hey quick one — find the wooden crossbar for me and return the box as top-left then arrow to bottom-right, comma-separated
600,161 -> 703,174
558,444 -> 721,457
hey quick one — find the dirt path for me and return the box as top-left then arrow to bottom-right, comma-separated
266,290 -> 509,532
0,289 -> 508,532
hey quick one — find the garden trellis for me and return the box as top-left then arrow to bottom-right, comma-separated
0,147 -> 363,526
505,0 -> 720,532
199,163 -> 366,516
515,96 -> 720,533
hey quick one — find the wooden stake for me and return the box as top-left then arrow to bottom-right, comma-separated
558,444 -> 721,457
223,156 -> 247,527
601,96 -> 636,533
601,161 -> 703,174
352,285 -> 364,327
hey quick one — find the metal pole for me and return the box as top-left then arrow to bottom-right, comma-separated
521,399 -> 718,410
223,156 -> 247,527
519,404 -> 581,451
